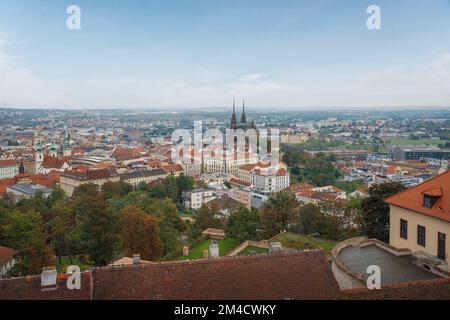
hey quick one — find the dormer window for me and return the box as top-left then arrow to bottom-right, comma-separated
422,188 -> 442,209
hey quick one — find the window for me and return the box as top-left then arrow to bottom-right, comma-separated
423,195 -> 438,208
417,225 -> 426,247
400,219 -> 408,239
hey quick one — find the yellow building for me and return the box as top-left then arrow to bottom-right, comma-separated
60,169 -> 121,197
386,170 -> 450,268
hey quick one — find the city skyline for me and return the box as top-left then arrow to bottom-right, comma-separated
0,0 -> 450,109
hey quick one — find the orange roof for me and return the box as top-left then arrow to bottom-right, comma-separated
385,170 -> 450,222
229,178 -> 252,187
287,183 -> 315,194
0,246 -> 16,265
0,159 -> 16,167
161,164 -> 184,173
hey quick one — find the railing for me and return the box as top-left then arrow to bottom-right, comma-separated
411,250 -> 448,266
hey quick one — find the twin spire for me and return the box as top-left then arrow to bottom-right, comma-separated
231,98 -> 247,125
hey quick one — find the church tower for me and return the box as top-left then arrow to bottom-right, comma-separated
240,99 -> 247,124
230,99 -> 238,130
49,142 -> 58,158
62,131 -> 71,157
34,141 -> 43,172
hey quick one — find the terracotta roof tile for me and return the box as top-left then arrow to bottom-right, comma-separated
385,170 -> 450,222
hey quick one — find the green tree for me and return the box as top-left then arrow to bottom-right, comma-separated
145,198 -> 186,255
49,201 -> 80,265
263,192 -> 300,232
72,183 -> 100,198
193,202 -> 226,238
119,206 -> 163,260
226,207 -> 260,242
3,210 -> 54,275
77,195 -> 121,266
360,182 -> 406,243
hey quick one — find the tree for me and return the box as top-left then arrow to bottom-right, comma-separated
226,207 -> 261,242
3,210 -> 54,275
360,182 -> 406,243
119,206 -> 163,260
296,204 -> 322,235
262,192 -> 300,232
101,181 -> 132,200
46,186 -> 66,207
77,195 -> 121,266
193,202 -> 226,238
72,183 -> 100,198
145,198 -> 186,255
49,201 -> 80,264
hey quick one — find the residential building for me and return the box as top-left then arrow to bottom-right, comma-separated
120,169 -> 166,188
252,167 -> 290,194
182,188 -> 216,210
386,170 -> 450,268
0,160 -> 18,179
60,168 -> 121,197
6,183 -> 53,204
0,246 -> 17,278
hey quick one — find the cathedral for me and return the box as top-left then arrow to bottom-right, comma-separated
230,99 -> 256,131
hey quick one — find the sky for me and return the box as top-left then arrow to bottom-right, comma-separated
0,0 -> 450,109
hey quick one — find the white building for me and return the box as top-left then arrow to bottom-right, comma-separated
6,183 -> 53,204
251,167 -> 290,194
203,151 -> 259,176
0,159 -> 18,179
0,246 -> 17,278
182,188 -> 217,210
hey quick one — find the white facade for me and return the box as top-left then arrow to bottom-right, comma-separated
251,169 -> 290,194
0,162 -> 17,179
182,189 -> 217,210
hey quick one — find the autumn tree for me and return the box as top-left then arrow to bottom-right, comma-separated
119,206 -> 163,260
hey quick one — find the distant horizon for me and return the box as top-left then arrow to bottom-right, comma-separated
2,105 -> 450,112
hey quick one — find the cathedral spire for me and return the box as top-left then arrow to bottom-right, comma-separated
240,99 -> 247,123
230,99 -> 237,129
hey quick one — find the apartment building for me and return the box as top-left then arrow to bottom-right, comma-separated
60,168 -> 121,197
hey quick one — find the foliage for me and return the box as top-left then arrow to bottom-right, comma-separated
226,207 -> 261,242
119,206 -> 163,260
3,210 -> 54,276
261,192 -> 300,237
77,195 -> 121,266
360,182 -> 406,243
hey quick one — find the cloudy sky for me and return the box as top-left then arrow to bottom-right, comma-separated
0,0 -> 450,109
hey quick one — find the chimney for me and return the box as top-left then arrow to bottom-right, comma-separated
183,246 -> 190,256
132,254 -> 141,265
209,240 -> 219,258
269,242 -> 283,253
41,267 -> 57,291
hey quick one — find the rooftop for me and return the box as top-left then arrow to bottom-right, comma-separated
0,251 -> 339,300
339,245 -> 440,285
385,170 -> 450,222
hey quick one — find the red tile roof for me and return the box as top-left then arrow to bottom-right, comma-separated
0,251 -> 339,300
0,246 -> 16,266
385,170 -> 450,222
161,164 -> 184,173
0,159 -> 16,167
229,178 -> 252,187
287,183 -> 315,194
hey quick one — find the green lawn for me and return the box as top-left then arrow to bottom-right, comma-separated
272,233 -> 337,257
382,138 -> 442,146
177,238 -> 240,260
238,246 -> 269,256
